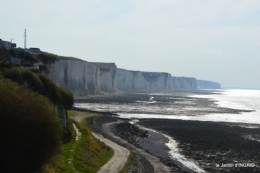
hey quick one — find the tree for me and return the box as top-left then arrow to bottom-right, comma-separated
0,79 -> 62,173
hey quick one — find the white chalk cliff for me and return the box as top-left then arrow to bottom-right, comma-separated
43,58 -> 221,97
44,59 -> 117,96
115,68 -> 197,91
44,59 -> 99,96
196,80 -> 221,89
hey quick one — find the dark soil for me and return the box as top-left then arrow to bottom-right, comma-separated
138,119 -> 260,173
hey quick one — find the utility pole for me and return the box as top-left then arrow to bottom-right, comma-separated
24,28 -> 27,51
11,38 -> 14,49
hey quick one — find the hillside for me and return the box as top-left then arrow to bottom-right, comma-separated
0,65 -> 113,173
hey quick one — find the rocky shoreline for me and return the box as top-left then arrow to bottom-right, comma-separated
85,110 -> 260,173
83,109 -> 195,173
86,114 -> 156,173
74,90 -> 258,172
138,119 -> 260,173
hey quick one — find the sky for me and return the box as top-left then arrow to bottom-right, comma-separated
1,0 -> 260,89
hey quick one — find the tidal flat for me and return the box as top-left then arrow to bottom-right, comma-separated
75,90 -> 251,116
138,119 -> 260,173
75,90 -> 259,172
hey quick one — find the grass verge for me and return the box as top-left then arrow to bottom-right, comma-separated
42,110 -> 114,173
119,151 -> 134,173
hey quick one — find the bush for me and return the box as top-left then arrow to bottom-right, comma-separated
1,67 -> 74,109
0,79 -> 62,173
38,73 -> 62,105
2,67 -> 23,84
22,70 -> 43,91
59,87 -> 74,110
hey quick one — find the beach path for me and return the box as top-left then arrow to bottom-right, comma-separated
103,121 -> 172,173
72,111 -> 130,173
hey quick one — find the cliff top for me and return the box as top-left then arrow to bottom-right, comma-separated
57,55 -> 80,60
90,62 -> 116,69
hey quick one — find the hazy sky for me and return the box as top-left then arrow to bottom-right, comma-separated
1,0 -> 260,89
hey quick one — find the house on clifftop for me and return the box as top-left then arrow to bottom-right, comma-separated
0,46 -> 21,65
0,39 -> 16,50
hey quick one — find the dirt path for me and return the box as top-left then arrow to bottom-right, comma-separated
73,112 -> 130,173
93,133 -> 130,173
103,122 -> 173,173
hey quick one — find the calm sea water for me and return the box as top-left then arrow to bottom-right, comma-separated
191,89 -> 260,124
119,89 -> 260,124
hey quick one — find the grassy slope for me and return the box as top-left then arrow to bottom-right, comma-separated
43,111 -> 113,173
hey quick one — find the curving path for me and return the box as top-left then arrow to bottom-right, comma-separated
102,121 -> 173,173
93,133 -> 130,173
73,112 -> 130,173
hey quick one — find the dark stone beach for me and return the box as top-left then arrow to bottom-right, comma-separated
75,90 -> 260,172
138,119 -> 260,173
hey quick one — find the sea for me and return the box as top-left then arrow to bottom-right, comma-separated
118,89 -> 260,124
118,89 -> 260,173
76,89 -> 260,173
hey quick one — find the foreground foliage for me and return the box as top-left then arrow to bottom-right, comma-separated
0,67 -> 74,109
0,79 -> 62,173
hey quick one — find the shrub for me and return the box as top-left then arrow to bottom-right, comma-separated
2,67 -> 23,84
1,68 -> 74,109
59,87 -> 74,110
38,73 -> 62,105
0,79 -> 62,173
22,70 -> 43,91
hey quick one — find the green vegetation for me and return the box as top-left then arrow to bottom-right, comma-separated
119,152 -> 134,173
59,111 -> 114,173
0,66 -> 74,172
37,53 -> 57,64
0,79 -> 62,173
0,67 -> 74,109
0,67 -> 113,173
0,60 -> 20,68
9,49 -> 38,66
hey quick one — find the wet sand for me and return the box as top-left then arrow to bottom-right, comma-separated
75,91 -> 252,116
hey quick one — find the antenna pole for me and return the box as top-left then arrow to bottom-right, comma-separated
24,28 -> 27,51
11,38 -> 14,49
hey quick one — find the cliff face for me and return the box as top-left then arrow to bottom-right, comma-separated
115,69 -> 173,91
115,68 -> 197,91
172,77 -> 197,90
44,59 -> 99,96
196,80 -> 221,89
97,63 -> 117,93
44,60 -> 117,97
44,59 -> 200,96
